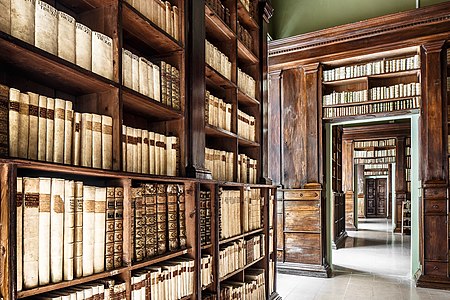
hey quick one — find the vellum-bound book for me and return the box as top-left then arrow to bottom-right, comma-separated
23,177 -> 39,288
45,97 -> 55,162
72,112 -> 81,166
53,98 -> 65,163
9,88 -> 20,157
93,187 -> 106,273
11,0 -> 35,44
122,49 -> 133,88
166,136 -> 178,176
80,113 -> 93,167
34,0 -> 57,55
92,31 -> 114,80
27,92 -> 39,160
18,92 -> 29,159
101,115 -> 113,170
57,11 -> 76,63
38,177 -> 51,285
63,101 -> 73,165
139,57 -> 149,96
74,181 -> 83,278
63,180 -> 75,281
82,185 -> 96,276
0,0 -> 11,34
75,23 -> 92,70
142,130 -> 149,174
131,53 -> 140,91
50,178 -> 65,283
91,114 -> 102,169
37,95 -> 47,161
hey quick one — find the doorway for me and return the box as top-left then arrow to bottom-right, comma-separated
365,178 -> 387,218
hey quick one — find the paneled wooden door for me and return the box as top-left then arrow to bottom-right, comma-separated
365,178 -> 387,218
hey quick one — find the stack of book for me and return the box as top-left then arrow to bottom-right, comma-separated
237,110 -> 256,141
238,22 -> 253,51
23,278 -> 126,299
5,86 -> 113,169
218,189 -> 241,239
206,0 -> 231,27
201,254 -> 213,289
322,90 -> 368,106
206,40 -> 232,80
323,54 -> 420,82
205,90 -> 232,132
130,258 -> 195,300
122,125 -> 179,176
243,189 -> 262,232
244,234 -> 264,264
16,177 -> 123,291
220,282 -> 245,299
200,190 -> 212,246
237,68 -> 256,99
244,269 -> 266,300
125,0 -> 180,41
370,82 -> 421,100
2,0 -> 113,79
131,183 -> 186,262
205,148 -> 234,181
238,154 -> 258,184
219,241 -> 245,279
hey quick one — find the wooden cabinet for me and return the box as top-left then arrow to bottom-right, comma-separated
365,178 -> 387,218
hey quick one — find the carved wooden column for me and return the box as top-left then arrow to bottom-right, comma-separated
395,136 -> 407,233
417,41 -> 449,288
268,71 -> 282,185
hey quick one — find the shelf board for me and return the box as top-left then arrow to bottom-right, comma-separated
219,255 -> 265,282
219,233 -> 244,245
202,282 -> 214,291
0,32 -> 117,95
206,64 -> 236,89
244,228 -> 264,237
323,108 -> 420,122
122,2 -> 183,54
238,137 -> 260,147
57,0 -> 111,13
237,1 -> 259,30
322,76 -> 367,87
237,89 -> 260,106
205,4 -> 235,41
17,267 -> 128,298
130,248 -> 190,270
322,69 -> 420,86
122,87 -> 184,121
201,243 -> 213,250
237,40 -> 258,65
205,125 -> 237,139
354,146 -> 396,151
323,96 -> 421,108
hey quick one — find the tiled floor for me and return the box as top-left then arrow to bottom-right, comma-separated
277,218 -> 450,299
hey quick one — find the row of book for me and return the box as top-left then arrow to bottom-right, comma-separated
200,190 -> 212,246
323,97 -> 420,118
364,163 -> 389,170
243,189 -> 262,232
237,109 -> 256,142
1,0 -> 113,80
354,149 -> 396,158
16,178 -> 123,291
245,234 -> 264,264
219,240 -> 245,279
322,90 -> 368,106
220,270 -> 265,300
370,82 -> 421,101
125,0 -> 180,41
130,184 -> 186,262
323,54 -> 420,82
206,0 -> 231,27
219,189 -> 241,240
364,170 -> 388,176
354,157 -> 395,165
354,138 -> 396,148
238,68 -> 256,99
201,254 -> 213,289
205,148 -> 234,182
122,125 -> 179,176
28,278 -> 126,300
238,154 -> 258,184
206,39 -> 232,80
205,90 -> 232,132
130,258 -> 195,300
238,22 -> 253,52
7,86 -> 113,169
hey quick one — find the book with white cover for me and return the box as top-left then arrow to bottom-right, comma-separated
23,177 -> 39,288
45,97 -> 55,162
147,62 -> 154,99
131,53 -> 140,91
37,95 -> 47,161
63,180 -> 75,281
11,0 -> 35,44
82,185 -> 95,276
50,177 -> 65,283
92,113 -> 102,169
92,31 -> 114,80
75,22 -> 92,70
102,115 -> 113,170
72,112 -> 81,166
34,1 -> 57,55
153,64 -> 161,102
63,100 -> 73,164
57,11 -> 76,63
149,131 -> 155,174
136,128 -> 142,173
93,187 -> 106,273
80,113 -> 93,167
0,0 -> 11,34
142,130 -> 149,174
73,181 -> 83,278
139,57 -> 149,96
38,177 -> 51,285
122,49 -> 133,88
27,92 -> 39,160
8,88 -> 20,157
18,92 -> 29,159
53,98 -> 65,163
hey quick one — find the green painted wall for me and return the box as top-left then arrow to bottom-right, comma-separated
269,0 -> 450,39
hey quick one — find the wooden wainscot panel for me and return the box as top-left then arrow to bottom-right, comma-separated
424,187 -> 447,200
284,201 -> 320,232
284,233 -> 321,265
283,189 -> 320,200
424,216 -> 448,261
424,200 -> 447,214
424,261 -> 448,277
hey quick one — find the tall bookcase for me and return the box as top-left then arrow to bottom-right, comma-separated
331,126 -> 345,248
0,0 -> 277,299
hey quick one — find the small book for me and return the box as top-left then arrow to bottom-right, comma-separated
80,113 -> 93,167
72,112 -> 81,166
92,31 -> 114,80
16,177 -> 23,292
74,181 -> 83,278
171,67 -> 180,110
114,187 -> 124,268
57,11 -> 76,63
11,0 -> 35,45
101,115 -> 113,170
160,62 -> 167,105
105,187 -> 115,271
18,92 -> 29,159
131,53 -> 140,91
173,6 -> 179,41
122,49 -> 133,88
45,97 -> 55,162
0,84 -> 8,157
82,185 -> 95,276
93,187 -> 106,273
0,0 -> 11,34
154,133 -> 161,175
160,134 -> 167,175
149,131 -> 155,174
63,101 -> 73,165
142,130 -> 149,174
136,128 -> 143,173
34,0 -> 57,55
27,92 -> 39,160
38,177 -> 51,285
53,98 -> 65,163
166,136 -> 178,176
37,95 -> 47,161
8,88 -> 20,158
50,178 -> 65,283
91,114 -> 102,168
75,22 -> 92,70
63,180 -> 75,281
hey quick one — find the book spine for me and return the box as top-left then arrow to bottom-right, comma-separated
139,57 -> 149,96
50,178 -> 65,283
156,184 -> 167,255
142,130 -> 149,174
94,187 -> 106,273
167,184 -> 178,251
126,126 -> 134,173
63,180 -> 75,281
72,112 -> 82,166
144,184 -> 157,258
80,113 -> 93,167
63,101 -> 73,165
147,61 -> 154,99
75,22 -> 92,70
27,92 -> 39,160
82,185 -> 95,276
18,92 -> 29,159
133,187 -> 144,261
38,178 -> 51,285
122,49 -> 133,88
34,0 -> 57,55
149,131 -> 155,174
102,115 -> 113,170
57,11 -> 76,63
11,0 -> 35,45
92,31 -> 114,80
132,54 -> 140,91
37,95 -> 47,161
178,184 -> 186,248
45,97 -> 55,162
132,128 -> 138,173
0,84 -> 8,157
136,128 -> 142,173
114,187 -> 124,268
105,187 -> 115,271
122,125 -> 127,172
92,114 -> 102,169
74,181 -> 84,278
153,64 -> 161,102
9,88 -> 20,158
53,98 -> 65,163
16,177 -> 23,292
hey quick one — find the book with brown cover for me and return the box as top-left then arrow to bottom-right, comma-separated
156,184 -> 167,254
50,178 -> 65,283
143,184 -> 157,258
114,187 -> 124,268
92,114 -> 102,169
23,177 -> 39,288
53,98 -> 65,163
132,187 -> 144,261
16,177 -> 23,292
167,184 -> 178,251
105,187 -> 115,271
178,184 -> 187,248
63,180 -> 75,281
160,61 -> 167,105
74,181 -> 83,278
11,0 -> 35,45
18,92 -> 29,159
102,115 -> 113,170
63,101 -> 73,165
34,1 -> 57,55
0,84 -> 8,157
45,97 -> 55,162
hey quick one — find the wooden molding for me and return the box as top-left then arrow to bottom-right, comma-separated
303,63 -> 320,74
422,40 -> 446,53
342,123 -> 410,140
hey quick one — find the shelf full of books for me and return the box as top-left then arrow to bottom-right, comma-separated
322,51 -> 422,120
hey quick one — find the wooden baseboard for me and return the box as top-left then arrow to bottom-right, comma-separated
332,232 -> 348,250
416,274 -> 450,290
277,262 -> 331,278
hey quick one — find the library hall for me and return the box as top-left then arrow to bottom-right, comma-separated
1,0 -> 450,299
